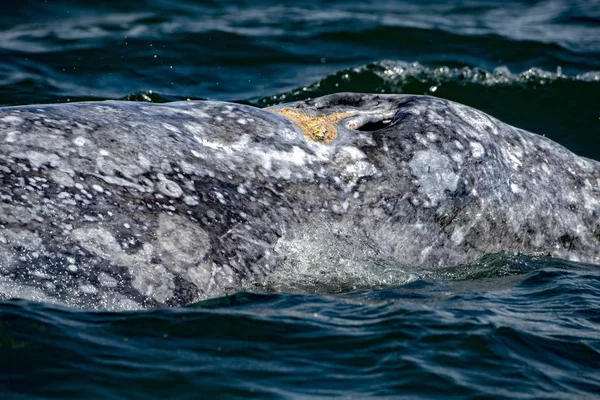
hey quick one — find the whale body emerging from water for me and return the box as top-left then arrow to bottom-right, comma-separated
0,93 -> 598,310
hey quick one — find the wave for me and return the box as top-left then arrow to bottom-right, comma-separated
255,60 -> 600,106
2,260 -> 600,398
2,0 -> 598,55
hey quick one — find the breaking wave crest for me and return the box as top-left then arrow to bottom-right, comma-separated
256,60 -> 600,106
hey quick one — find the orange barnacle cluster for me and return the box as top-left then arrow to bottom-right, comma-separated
268,107 -> 356,143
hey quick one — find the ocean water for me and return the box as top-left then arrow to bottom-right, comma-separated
1,0 -> 600,398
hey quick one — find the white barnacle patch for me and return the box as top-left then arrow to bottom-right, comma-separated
98,175 -> 148,193
1,115 -> 23,124
98,272 -> 118,288
451,226 -> 467,245
340,146 -> 366,161
237,118 -> 247,125
189,108 -> 211,119
157,177 -> 183,198
510,183 -> 523,194
156,214 -> 211,266
10,150 -> 60,170
190,149 -> 203,158
257,145 -> 313,180
49,170 -> 75,187
179,160 -> 194,175
184,195 -> 199,206
72,226 -> 121,260
32,270 -> 51,279
4,130 -> 18,142
161,123 -> 181,133
160,159 -> 172,172
0,203 -> 44,224
79,283 -> 98,294
330,200 -> 349,214
129,261 -> 175,304
419,245 -> 433,263
451,153 -> 463,164
185,123 -> 205,136
4,230 -> 43,251
582,191 -> 598,212
73,136 -> 86,147
337,146 -> 377,178
416,134 -> 429,146
187,262 -> 214,292
72,225 -> 177,302
502,146 -> 523,169
193,135 -> 233,153
451,103 -> 496,136
136,153 -> 152,170
214,191 -> 226,205
344,160 -> 377,179
409,150 -> 459,207
470,142 -> 485,158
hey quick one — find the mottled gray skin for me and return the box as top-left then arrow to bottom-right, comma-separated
0,93 -> 598,310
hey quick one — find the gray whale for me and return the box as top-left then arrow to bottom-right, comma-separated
0,93 -> 598,310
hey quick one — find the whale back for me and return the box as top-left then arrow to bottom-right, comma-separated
0,94 -> 598,310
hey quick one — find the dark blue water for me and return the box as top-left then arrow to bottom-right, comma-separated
1,1 -> 600,398
3,258 -> 600,399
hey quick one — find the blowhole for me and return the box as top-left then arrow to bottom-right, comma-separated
355,118 -> 393,132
